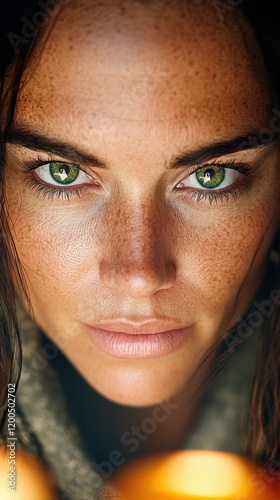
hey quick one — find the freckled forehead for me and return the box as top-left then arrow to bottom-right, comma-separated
17,0 -> 271,143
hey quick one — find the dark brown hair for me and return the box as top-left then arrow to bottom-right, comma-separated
0,0 -> 279,464
0,0 -> 61,420
0,1 -> 37,408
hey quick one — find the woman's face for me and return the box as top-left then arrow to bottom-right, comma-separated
4,0 -> 280,405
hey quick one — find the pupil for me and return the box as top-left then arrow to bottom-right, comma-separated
205,169 -> 214,179
60,166 -> 69,175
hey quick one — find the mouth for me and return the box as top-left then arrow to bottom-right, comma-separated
83,318 -> 193,359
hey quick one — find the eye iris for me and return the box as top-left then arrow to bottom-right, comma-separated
50,162 -> 79,185
196,165 -> 225,189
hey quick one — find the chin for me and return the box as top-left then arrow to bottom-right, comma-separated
97,388 -> 169,408
85,365 -> 183,407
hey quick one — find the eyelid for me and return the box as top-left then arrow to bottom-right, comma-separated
19,154 -> 257,203
172,159 -> 258,207
20,157 -> 101,201
20,156 -> 103,182
21,156 -> 82,172
189,160 -> 251,176
174,159 -> 253,187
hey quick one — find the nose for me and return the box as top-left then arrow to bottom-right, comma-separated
99,200 -> 176,298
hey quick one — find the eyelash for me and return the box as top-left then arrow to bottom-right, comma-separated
22,157 -> 95,201
21,157 -> 255,204
176,160 -> 254,205
187,184 -> 246,205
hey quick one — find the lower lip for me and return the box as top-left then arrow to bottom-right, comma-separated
85,327 -> 192,359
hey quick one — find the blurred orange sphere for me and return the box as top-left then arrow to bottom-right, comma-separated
0,446 -> 58,499
109,450 -> 280,500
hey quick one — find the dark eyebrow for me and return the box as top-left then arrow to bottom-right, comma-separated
6,127 -> 107,169
5,126 -> 279,169
169,130 -> 279,168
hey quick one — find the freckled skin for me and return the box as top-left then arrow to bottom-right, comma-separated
3,0 -> 280,407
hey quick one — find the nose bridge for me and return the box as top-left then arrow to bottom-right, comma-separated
111,194 -> 166,269
99,193 -> 176,297
120,197 -> 161,257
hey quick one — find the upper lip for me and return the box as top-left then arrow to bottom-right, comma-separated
86,318 -> 189,335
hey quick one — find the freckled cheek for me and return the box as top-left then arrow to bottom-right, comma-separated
5,184 -> 277,303
177,205 -> 276,299
6,200 -> 109,290
11,209 -> 263,271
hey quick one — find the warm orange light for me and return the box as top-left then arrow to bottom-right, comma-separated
0,447 -> 58,499
109,450 -> 280,499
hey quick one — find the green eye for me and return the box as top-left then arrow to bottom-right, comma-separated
195,165 -> 225,189
50,162 -> 80,185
